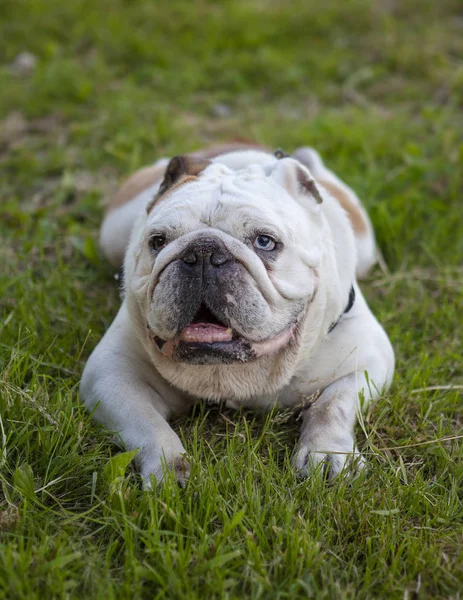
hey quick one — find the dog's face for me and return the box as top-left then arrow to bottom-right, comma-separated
126,154 -> 343,399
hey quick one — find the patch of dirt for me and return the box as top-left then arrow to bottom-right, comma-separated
0,111 -> 64,153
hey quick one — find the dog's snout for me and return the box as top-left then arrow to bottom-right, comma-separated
180,238 -> 231,267
210,252 -> 228,266
182,251 -> 197,265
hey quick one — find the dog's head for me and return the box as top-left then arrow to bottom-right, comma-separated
125,152 -> 355,400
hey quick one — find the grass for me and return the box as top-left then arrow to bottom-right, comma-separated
0,0 -> 462,597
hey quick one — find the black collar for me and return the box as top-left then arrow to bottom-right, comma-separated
274,148 -> 290,159
328,285 -> 355,333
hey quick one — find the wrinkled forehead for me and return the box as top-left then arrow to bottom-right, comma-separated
148,163 -> 309,233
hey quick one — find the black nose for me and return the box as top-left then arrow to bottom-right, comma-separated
181,238 -> 231,267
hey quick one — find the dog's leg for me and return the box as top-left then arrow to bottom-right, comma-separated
292,373 -> 371,479
80,310 -> 190,488
291,285 -> 394,480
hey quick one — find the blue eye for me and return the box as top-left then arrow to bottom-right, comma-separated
254,234 -> 277,251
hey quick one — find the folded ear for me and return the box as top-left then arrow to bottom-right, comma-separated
158,155 -> 212,196
268,157 -> 323,205
147,155 -> 212,212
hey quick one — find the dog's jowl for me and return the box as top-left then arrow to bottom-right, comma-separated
81,144 -> 394,486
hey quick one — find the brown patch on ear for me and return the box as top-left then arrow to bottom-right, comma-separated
147,155 -> 211,213
318,179 -> 368,234
158,155 -> 211,195
296,166 -> 323,204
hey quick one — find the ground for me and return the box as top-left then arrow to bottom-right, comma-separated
0,0 -> 462,598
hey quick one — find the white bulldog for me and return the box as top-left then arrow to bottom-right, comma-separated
80,143 -> 394,486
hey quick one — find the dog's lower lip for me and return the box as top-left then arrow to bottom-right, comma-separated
150,322 -> 296,361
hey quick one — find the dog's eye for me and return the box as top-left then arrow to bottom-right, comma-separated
253,234 -> 276,251
149,234 -> 167,251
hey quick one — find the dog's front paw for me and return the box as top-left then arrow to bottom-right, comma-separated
292,431 -> 365,481
140,452 -> 190,490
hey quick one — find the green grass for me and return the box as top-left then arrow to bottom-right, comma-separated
1,0 -> 462,597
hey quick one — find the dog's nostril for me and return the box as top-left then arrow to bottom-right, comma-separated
210,253 -> 228,266
182,251 -> 197,264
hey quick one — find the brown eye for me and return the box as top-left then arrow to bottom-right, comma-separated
149,234 -> 167,251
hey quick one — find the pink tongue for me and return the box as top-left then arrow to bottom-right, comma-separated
180,323 -> 233,343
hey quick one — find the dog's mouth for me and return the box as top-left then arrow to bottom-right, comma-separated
148,303 -> 296,365
179,304 -> 234,343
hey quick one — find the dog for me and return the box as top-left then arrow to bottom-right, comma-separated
80,142 -> 394,486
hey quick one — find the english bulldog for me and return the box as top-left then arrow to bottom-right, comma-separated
80,143 -> 394,486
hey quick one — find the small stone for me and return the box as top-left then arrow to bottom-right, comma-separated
211,103 -> 232,118
9,51 -> 37,75
0,111 -> 27,145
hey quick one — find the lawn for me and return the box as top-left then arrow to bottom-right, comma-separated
0,0 -> 462,598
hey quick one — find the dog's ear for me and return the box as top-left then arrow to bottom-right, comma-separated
158,155 -> 212,196
147,155 -> 212,212
268,157 -> 323,205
